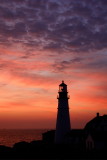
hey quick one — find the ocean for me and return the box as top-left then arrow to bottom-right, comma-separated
0,129 -> 49,147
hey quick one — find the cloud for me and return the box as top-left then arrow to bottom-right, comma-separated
28,21 -> 48,36
0,0 -> 107,54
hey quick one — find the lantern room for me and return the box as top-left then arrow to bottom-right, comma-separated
59,80 -> 67,92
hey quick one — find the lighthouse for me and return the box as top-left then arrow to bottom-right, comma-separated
55,81 -> 71,143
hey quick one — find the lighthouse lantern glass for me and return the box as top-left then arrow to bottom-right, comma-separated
59,86 -> 64,92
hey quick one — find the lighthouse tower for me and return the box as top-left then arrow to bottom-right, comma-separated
55,81 -> 71,143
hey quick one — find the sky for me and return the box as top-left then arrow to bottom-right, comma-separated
0,0 -> 107,129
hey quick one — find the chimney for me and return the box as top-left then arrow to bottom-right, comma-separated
97,112 -> 100,117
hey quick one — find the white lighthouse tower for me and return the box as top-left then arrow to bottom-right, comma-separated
55,81 -> 71,143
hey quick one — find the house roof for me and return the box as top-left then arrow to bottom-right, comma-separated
84,114 -> 107,131
42,130 -> 55,136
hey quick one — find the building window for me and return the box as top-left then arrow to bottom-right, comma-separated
87,141 -> 94,150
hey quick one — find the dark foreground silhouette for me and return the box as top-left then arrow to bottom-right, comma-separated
1,113 -> 107,159
0,140 -> 107,159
